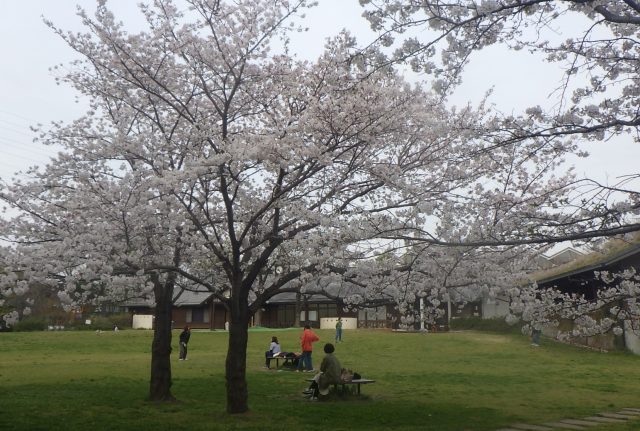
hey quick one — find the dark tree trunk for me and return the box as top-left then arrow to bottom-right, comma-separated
149,276 -> 175,402
225,280 -> 250,414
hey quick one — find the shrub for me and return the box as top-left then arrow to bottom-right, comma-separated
74,313 -> 132,331
450,317 -> 522,334
12,317 -> 47,332
89,316 -> 116,331
108,313 -> 132,329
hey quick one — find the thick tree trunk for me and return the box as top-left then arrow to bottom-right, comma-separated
149,278 -> 175,402
225,289 -> 250,414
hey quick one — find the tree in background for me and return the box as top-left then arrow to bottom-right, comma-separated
361,0 -> 640,237
0,169 -> 185,400
357,0 -> 640,336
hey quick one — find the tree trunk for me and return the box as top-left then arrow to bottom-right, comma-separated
294,291 -> 301,327
149,277 -> 175,402
225,285 -> 250,414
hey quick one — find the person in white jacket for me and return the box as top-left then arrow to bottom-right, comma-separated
265,336 -> 282,369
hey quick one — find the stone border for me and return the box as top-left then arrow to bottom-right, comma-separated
495,408 -> 640,431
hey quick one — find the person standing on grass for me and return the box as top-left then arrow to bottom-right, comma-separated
179,325 -> 191,360
297,325 -> 319,372
265,336 -> 282,369
531,328 -> 542,347
335,317 -> 343,343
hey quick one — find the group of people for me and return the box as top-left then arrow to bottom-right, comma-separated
178,317 -> 344,366
264,325 -> 319,371
179,319 -> 347,400
265,318 -> 344,371
264,318 -> 347,401
178,323 -> 321,366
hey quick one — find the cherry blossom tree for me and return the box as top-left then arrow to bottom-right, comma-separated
356,1 -> 640,340
0,0 -> 621,415
360,0 -> 640,238
303,224 -> 544,327
1,0 -> 472,412
0,168 -> 185,400
502,268 -> 640,343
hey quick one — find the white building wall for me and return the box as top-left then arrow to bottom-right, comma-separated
132,314 -> 154,329
624,320 -> 640,355
320,317 -> 357,330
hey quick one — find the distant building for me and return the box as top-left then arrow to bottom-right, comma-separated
534,243 -> 640,353
535,245 -> 588,269
123,286 -> 400,330
124,289 -> 228,330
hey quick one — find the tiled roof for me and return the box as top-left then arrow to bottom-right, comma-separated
122,287 -> 214,307
537,243 -> 640,286
172,289 -> 213,306
266,291 -> 335,304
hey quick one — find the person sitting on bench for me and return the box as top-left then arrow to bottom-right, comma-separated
265,336 -> 282,369
303,343 -> 342,400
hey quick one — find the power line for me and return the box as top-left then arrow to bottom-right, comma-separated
0,137 -> 58,158
0,147 -> 46,164
0,109 -> 39,124
0,116 -> 34,129
0,123 -> 35,137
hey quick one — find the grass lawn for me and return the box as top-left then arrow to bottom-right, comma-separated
1,328 -> 640,431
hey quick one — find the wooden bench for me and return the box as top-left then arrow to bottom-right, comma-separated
307,378 -> 376,395
269,355 -> 297,369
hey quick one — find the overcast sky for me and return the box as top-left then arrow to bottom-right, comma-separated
1,0 -> 639,189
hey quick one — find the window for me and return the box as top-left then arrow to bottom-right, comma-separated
192,308 -> 204,323
318,303 -> 337,318
307,310 -> 318,321
187,307 -> 209,323
276,305 -> 295,327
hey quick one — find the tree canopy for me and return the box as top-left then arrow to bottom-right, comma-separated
361,0 -> 640,234
2,0 -> 639,414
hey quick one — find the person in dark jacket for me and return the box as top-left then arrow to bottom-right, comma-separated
179,326 -> 191,360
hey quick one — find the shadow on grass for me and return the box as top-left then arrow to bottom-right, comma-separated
293,395 -> 511,431
0,378 -> 515,431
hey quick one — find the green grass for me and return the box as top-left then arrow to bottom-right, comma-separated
1,329 -> 640,430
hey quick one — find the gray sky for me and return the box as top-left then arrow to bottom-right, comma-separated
0,0 -> 638,188
0,0 -> 375,181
